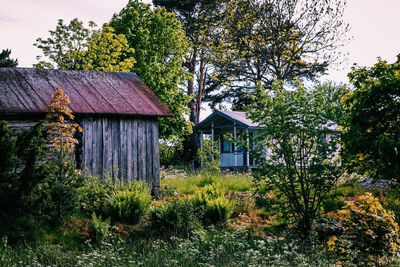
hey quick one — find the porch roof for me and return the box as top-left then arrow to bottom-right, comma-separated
195,110 -> 261,132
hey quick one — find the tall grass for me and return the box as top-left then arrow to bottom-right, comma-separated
161,171 -> 252,195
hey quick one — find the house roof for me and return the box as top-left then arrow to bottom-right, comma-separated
0,68 -> 172,117
196,110 -> 260,131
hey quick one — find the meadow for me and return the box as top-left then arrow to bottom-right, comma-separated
1,169 -> 400,266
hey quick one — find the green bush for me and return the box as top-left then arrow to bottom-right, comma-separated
194,184 -> 232,224
322,197 -> 346,213
328,193 -> 400,264
105,182 -> 152,224
197,175 -> 216,187
150,198 -> 202,235
89,213 -> 110,244
77,176 -> 112,216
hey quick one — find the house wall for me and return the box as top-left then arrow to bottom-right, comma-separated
81,116 -> 160,192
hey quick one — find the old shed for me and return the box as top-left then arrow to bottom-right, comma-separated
0,67 -> 171,193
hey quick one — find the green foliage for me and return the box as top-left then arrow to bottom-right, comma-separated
110,0 -> 192,140
159,138 -> 184,167
197,175 -> 216,187
322,197 -> 346,213
105,182 -> 152,224
161,171 -> 252,195
197,139 -> 220,172
0,49 -> 18,67
77,176 -> 112,216
343,56 -> 400,181
150,198 -> 202,235
0,229 -> 341,266
154,0 -> 223,126
328,193 -> 400,265
0,122 -> 48,218
194,184 -> 232,224
89,213 -> 110,244
249,82 -> 346,236
34,19 -> 135,71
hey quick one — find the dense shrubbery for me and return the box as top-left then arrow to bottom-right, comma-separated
105,182 -> 152,224
78,177 -> 152,224
150,183 -> 233,235
328,193 -> 400,264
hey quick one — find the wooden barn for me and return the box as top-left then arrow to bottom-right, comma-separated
0,67 -> 171,193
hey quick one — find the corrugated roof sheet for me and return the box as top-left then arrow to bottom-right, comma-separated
0,68 -> 172,117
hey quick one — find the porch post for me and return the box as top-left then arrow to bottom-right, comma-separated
233,122 -> 237,167
246,128 -> 250,168
200,130 -> 204,168
211,121 -> 215,160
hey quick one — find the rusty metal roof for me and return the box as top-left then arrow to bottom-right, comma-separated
0,68 -> 172,117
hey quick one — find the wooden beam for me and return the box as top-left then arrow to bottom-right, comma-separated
199,130 -> 203,168
246,128 -> 250,168
211,121 -> 214,160
234,123 -> 237,167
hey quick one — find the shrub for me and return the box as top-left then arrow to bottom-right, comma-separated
89,213 -> 110,244
322,196 -> 346,213
327,192 -> 400,264
194,184 -> 232,224
150,198 -> 202,235
77,176 -> 112,216
105,182 -> 152,224
197,175 -> 216,187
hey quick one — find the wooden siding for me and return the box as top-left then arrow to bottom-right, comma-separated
81,117 -> 159,191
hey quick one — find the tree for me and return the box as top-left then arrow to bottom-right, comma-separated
110,0 -> 192,141
342,56 -> 400,181
42,87 -> 82,221
0,49 -> 18,67
153,0 -> 222,160
249,81 -> 346,236
208,0 -> 350,109
34,19 -> 135,71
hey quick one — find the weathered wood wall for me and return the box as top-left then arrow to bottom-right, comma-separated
81,116 -> 160,192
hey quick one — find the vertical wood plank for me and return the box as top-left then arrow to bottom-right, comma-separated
152,121 -> 160,192
126,119 -> 132,181
120,118 -> 127,181
86,118 -> 93,174
146,120 -> 153,187
112,118 -> 120,179
102,118 -> 112,177
132,119 -> 138,180
137,119 -> 146,180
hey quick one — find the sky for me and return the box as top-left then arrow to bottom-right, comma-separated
1,0 -> 400,118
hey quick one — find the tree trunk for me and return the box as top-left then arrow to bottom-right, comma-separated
182,49 -> 198,163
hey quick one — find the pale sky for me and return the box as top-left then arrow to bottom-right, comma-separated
1,0 -> 400,108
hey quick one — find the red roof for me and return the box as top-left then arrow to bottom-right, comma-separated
0,68 -> 172,117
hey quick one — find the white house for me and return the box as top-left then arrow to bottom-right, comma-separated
195,110 -> 262,168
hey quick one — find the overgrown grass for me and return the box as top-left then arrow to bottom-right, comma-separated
161,171 -> 253,195
0,229 -> 345,267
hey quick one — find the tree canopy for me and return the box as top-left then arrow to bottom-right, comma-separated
249,81 -> 346,236
110,0 -> 192,140
342,56 -> 400,181
0,49 -> 18,67
208,0 -> 350,110
34,19 -> 135,71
